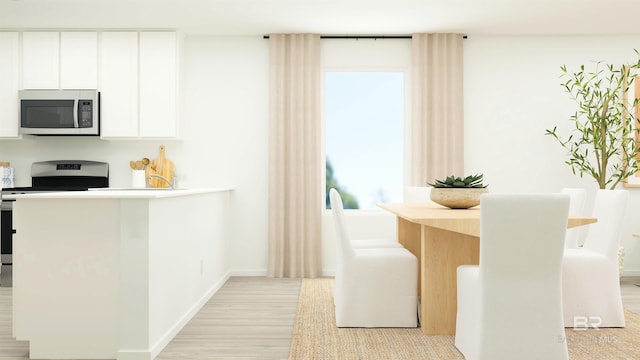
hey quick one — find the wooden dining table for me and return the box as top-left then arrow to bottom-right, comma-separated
377,202 -> 597,336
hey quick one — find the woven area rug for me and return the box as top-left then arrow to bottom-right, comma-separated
288,278 -> 640,359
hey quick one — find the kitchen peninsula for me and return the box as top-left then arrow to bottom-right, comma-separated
11,188 -> 232,360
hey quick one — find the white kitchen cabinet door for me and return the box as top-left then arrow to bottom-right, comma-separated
139,32 -> 178,138
60,32 -> 98,89
99,32 -> 139,138
22,32 -> 59,89
0,32 -> 20,137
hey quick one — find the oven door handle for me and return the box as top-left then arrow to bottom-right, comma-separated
73,99 -> 79,128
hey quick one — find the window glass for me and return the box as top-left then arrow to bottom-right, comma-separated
325,72 -> 403,209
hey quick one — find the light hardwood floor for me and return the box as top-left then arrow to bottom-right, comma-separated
0,276 -> 639,360
0,277 -> 301,360
620,276 -> 640,313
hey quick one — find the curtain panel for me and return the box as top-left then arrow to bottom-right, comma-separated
267,34 -> 322,278
411,33 -> 465,186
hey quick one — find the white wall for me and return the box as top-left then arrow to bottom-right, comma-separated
3,34 -> 640,276
464,35 -> 640,275
182,36 -> 269,274
0,137 -> 184,188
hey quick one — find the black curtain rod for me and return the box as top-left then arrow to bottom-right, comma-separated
262,34 -> 468,40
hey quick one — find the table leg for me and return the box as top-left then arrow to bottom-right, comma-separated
420,226 -> 479,335
397,217 -> 422,293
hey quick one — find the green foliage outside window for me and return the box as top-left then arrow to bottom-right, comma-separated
326,158 -> 359,209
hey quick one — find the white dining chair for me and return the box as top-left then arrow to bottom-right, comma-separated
330,188 -> 418,328
329,188 -> 403,249
455,193 -> 570,360
561,187 -> 587,248
562,189 -> 628,328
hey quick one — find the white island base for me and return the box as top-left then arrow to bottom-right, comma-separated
12,189 -> 231,360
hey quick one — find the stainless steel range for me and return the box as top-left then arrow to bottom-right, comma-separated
0,160 -> 109,287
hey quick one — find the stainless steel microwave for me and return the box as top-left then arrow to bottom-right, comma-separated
19,90 -> 100,136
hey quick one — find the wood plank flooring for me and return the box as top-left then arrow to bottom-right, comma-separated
156,277 -> 300,360
620,276 -> 640,313
0,276 -> 639,360
0,277 -> 300,360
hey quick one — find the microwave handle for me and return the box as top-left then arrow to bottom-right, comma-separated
73,99 -> 79,128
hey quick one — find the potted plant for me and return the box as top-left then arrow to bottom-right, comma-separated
545,55 -> 640,189
428,174 -> 489,209
546,57 -> 640,274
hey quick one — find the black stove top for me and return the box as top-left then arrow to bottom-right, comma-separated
1,186 -> 91,194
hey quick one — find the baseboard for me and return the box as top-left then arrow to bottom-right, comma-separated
227,268 -> 640,278
622,270 -> 640,277
323,269 -> 336,277
229,269 -> 339,277
116,349 -> 153,360
230,269 -> 268,276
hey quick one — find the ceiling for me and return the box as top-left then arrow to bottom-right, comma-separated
2,0 -> 640,36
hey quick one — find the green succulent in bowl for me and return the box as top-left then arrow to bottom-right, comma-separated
428,174 -> 488,188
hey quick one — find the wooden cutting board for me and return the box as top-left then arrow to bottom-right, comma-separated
145,145 -> 176,188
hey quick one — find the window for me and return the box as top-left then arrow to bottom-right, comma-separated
325,71 -> 404,209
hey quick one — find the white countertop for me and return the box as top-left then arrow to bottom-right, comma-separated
4,188 -> 232,200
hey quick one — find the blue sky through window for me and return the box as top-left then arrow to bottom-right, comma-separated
325,72 -> 403,209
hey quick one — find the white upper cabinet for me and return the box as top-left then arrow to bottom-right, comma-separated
139,32 -> 178,138
22,32 -> 59,89
60,32 -> 98,89
22,32 -> 98,90
100,31 -> 180,139
0,32 -> 20,138
99,32 -> 139,138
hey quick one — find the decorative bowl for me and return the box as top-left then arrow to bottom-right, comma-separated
430,187 -> 489,209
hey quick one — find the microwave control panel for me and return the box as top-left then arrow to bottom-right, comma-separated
78,100 -> 93,128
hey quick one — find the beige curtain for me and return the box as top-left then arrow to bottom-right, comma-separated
411,33 -> 465,185
267,34 -> 322,278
